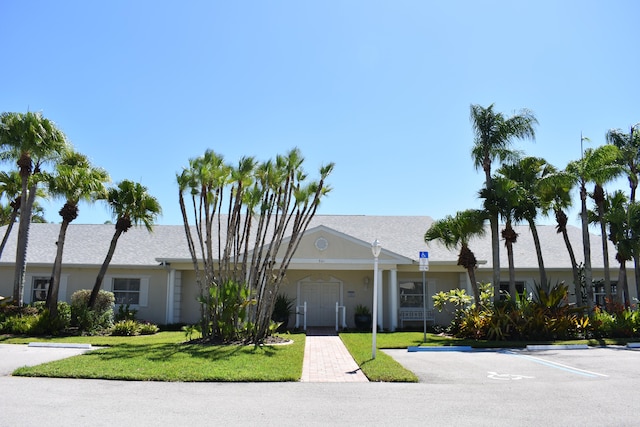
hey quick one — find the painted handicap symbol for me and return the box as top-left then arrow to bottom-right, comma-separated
487,371 -> 534,380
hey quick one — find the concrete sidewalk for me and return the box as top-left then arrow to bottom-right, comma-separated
301,334 -> 368,382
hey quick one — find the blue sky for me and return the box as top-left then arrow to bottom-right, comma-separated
1,1 -> 638,228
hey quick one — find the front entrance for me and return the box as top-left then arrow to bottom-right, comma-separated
299,282 -> 340,327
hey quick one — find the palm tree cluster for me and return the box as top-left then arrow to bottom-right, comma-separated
178,148 -> 333,344
426,104 -> 640,310
0,111 -> 161,328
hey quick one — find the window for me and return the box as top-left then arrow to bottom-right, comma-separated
593,280 -> 618,306
113,278 -> 141,305
399,281 -> 425,308
32,277 -> 50,302
499,281 -> 526,300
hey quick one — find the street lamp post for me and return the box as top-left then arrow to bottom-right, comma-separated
371,239 -> 381,359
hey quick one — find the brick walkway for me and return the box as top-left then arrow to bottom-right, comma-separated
301,334 -> 369,382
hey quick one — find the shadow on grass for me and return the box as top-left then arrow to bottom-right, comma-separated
85,340 -> 282,363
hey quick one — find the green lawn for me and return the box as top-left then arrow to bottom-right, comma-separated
7,332 -> 306,382
339,332 -> 418,382
5,331 -> 629,383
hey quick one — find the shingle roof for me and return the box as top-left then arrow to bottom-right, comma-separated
0,215 -> 614,269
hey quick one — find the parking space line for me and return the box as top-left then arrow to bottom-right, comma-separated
500,350 -> 609,378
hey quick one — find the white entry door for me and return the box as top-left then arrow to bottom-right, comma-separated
300,282 -> 340,326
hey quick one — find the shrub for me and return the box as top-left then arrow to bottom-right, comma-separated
29,302 -> 72,336
138,321 -> 159,335
110,320 -> 159,336
182,323 -> 202,341
0,314 -> 38,334
71,289 -> 115,334
111,319 -> 140,336
115,304 -> 137,322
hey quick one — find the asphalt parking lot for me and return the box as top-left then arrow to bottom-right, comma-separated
383,346 -> 640,385
1,345 -> 639,426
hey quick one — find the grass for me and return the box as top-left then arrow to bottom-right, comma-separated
339,332 -> 418,382
7,332 -> 306,382
5,330 -> 632,383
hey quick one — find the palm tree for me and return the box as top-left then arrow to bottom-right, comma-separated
425,209 -> 488,305
0,170 -> 23,260
480,176 -> 524,301
606,124 -> 640,303
604,191 -> 640,307
498,157 -> 555,288
538,172 -> 582,304
46,151 -> 109,318
470,103 -> 538,301
565,144 -> 622,308
88,180 -> 161,309
0,112 -> 68,305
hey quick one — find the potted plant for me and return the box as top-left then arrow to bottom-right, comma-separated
271,294 -> 295,332
354,304 -> 372,330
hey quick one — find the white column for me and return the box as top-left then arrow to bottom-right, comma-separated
377,268 -> 384,330
460,273 -> 471,300
389,268 -> 398,331
165,269 -> 175,324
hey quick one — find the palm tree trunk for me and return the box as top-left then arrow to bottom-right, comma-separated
634,256 -> 640,307
13,181 -> 37,305
89,229 -> 123,308
618,259 -> 629,308
528,219 -> 547,289
467,267 -> 480,306
504,226 -> 516,302
490,214 -> 501,302
597,198 -> 612,300
557,208 -> 581,305
0,208 -> 18,261
580,182 -> 594,309
46,220 -> 70,318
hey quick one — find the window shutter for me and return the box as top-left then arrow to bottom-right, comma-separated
103,276 -> 113,292
139,277 -> 149,307
59,275 -> 69,301
24,275 -> 33,304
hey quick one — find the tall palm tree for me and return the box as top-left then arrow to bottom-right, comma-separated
480,176 -> 524,301
88,180 -> 161,309
0,170 -> 23,260
498,157 -> 555,288
0,171 -> 48,261
470,103 -> 538,301
46,151 -> 109,318
538,172 -> 582,304
604,191 -> 640,307
425,209 -> 488,305
565,144 -> 621,308
0,112 -> 68,305
606,124 -> 640,303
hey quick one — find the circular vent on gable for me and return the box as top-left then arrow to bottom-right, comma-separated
315,237 -> 329,251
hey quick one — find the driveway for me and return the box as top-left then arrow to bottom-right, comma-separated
0,343 -> 93,376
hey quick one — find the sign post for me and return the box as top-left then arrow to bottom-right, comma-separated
419,251 -> 429,342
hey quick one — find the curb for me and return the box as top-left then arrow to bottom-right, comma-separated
526,344 -> 589,351
28,342 -> 92,349
408,346 -> 473,352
